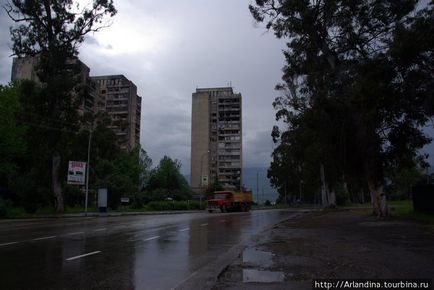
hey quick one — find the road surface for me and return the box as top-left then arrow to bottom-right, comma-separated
0,209 -> 305,289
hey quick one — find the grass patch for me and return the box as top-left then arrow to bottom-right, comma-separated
389,200 -> 434,224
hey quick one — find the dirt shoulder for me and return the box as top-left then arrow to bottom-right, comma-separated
213,209 -> 434,290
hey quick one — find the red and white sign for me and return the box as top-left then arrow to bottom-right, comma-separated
67,161 -> 87,185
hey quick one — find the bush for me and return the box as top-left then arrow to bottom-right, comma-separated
0,197 -> 13,217
129,191 -> 147,209
63,185 -> 84,207
11,174 -> 51,214
146,200 -> 202,211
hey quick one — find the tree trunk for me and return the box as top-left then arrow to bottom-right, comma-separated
342,176 -> 351,204
320,164 -> 329,207
328,188 -> 336,208
52,152 -> 64,213
368,180 -> 388,217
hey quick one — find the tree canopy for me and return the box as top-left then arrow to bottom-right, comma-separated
251,0 -> 434,215
4,0 -> 117,212
147,156 -> 192,200
0,83 -> 26,179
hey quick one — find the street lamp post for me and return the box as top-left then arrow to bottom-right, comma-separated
199,150 -> 210,209
84,127 -> 92,215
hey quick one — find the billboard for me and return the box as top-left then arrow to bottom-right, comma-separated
67,161 -> 86,185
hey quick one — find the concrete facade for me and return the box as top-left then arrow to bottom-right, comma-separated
11,56 -> 100,116
11,57 -> 141,152
91,75 -> 141,151
191,87 -> 242,193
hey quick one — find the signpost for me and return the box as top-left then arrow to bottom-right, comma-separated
201,175 -> 209,186
67,161 -> 86,185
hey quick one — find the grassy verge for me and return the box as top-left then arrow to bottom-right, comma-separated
1,201 -> 207,218
389,200 -> 434,224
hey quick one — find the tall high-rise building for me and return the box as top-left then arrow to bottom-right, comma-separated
11,57 -> 141,151
191,87 -> 242,192
91,75 -> 141,151
11,56 -> 99,115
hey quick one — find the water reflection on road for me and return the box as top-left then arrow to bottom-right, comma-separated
0,209 -> 299,289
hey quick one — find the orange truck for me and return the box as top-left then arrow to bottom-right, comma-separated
207,190 -> 253,213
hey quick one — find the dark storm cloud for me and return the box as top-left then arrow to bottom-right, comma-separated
77,0 -> 287,174
1,0 -> 433,176
0,4 -> 13,84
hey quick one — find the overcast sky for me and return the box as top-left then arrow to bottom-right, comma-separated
1,0 -> 433,174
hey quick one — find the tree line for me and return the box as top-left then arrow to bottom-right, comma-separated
250,0 -> 434,216
0,0 -> 192,214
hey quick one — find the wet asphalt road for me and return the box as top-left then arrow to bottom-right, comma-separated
0,209 -> 302,290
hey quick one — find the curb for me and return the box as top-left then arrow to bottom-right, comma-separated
0,210 -> 206,221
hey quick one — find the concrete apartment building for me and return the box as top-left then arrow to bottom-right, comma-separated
91,75 -> 141,151
11,57 -> 141,151
11,56 -> 99,115
191,87 -> 242,193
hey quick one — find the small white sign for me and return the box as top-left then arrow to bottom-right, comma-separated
67,161 -> 86,185
201,175 -> 209,186
98,188 -> 108,208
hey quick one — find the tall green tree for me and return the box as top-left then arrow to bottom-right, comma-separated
147,156 -> 191,200
0,82 -> 26,181
5,0 -> 117,212
251,0 -> 434,216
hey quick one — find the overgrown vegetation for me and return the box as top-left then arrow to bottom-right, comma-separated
250,0 -> 434,216
0,1 -> 196,216
389,200 -> 434,224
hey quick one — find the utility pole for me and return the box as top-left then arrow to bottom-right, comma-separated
85,127 -> 92,215
256,171 -> 259,205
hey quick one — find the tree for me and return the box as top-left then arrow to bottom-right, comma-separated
0,82 -> 26,181
5,0 -> 117,212
139,147 -> 153,190
251,0 -> 434,216
147,156 -> 192,200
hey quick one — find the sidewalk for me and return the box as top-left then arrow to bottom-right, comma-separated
0,209 -> 205,221
212,209 -> 434,289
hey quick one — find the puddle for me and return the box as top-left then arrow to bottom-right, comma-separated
242,247 -> 274,268
243,269 -> 285,283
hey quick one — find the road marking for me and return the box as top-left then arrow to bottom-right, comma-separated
93,228 -> 106,232
65,232 -> 84,236
171,271 -> 198,289
32,236 -> 56,241
200,223 -> 208,227
0,241 -> 19,247
143,236 -> 160,242
66,251 -> 101,261
179,228 -> 189,232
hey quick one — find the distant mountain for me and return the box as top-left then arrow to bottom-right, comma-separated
184,167 -> 279,204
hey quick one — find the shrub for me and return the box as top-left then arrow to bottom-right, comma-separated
147,200 -> 199,211
129,191 -> 147,209
0,197 -> 13,217
63,185 -> 84,207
